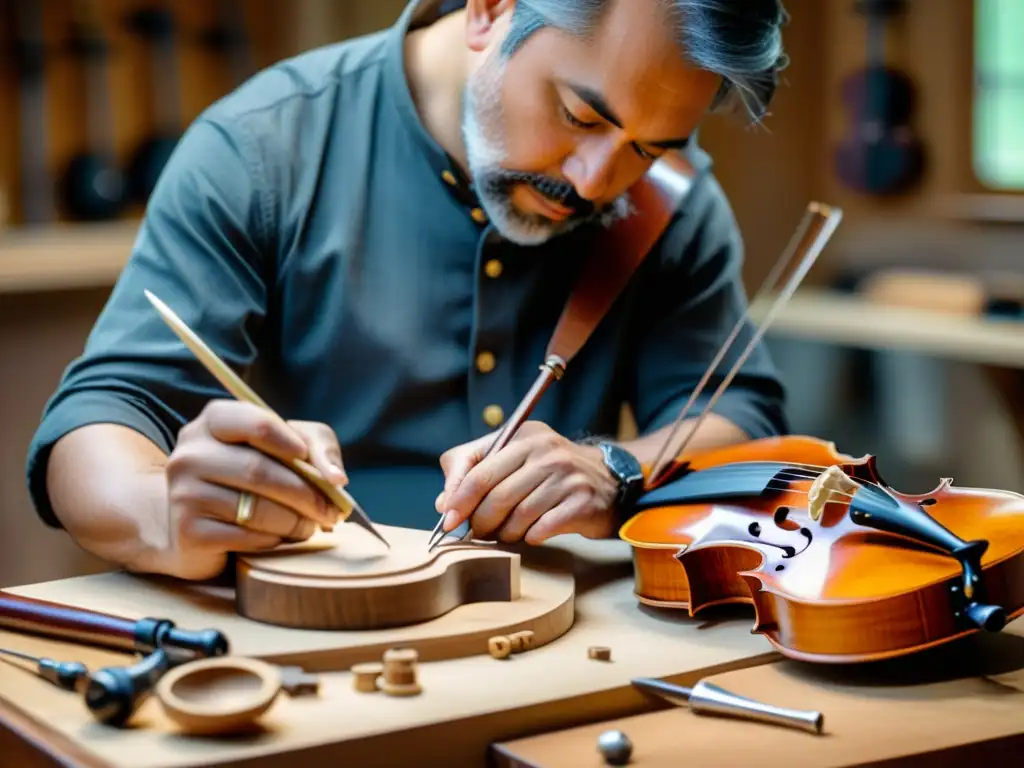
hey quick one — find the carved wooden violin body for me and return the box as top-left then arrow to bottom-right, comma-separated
620,435 -> 1024,664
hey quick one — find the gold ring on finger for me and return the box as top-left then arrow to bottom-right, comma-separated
236,491 -> 256,526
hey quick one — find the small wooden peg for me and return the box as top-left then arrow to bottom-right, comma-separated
588,646 -> 612,661
488,636 -> 512,659
509,630 -> 535,653
351,662 -> 384,693
379,647 -> 422,696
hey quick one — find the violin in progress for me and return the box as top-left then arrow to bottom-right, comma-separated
619,204 -> 1023,665
621,435 -> 1024,664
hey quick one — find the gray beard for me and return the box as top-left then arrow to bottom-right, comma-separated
460,56 -> 631,246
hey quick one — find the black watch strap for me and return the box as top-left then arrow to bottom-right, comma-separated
599,442 -> 644,511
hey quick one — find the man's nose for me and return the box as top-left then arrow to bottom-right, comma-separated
562,139 -> 619,201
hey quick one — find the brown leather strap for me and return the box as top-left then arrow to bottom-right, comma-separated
546,153 -> 697,364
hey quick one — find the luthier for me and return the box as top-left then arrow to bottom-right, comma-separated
2,127 -> 1020,766
3,0 -> 1024,765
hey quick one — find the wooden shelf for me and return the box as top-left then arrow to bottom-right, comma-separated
752,288 -> 1024,369
4,226 -> 1022,371
0,221 -> 139,295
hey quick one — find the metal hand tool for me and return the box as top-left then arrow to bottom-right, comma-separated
632,676 -> 825,734
0,646 -> 89,692
0,645 -> 171,727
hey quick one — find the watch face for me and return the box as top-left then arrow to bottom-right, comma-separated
602,443 -> 643,483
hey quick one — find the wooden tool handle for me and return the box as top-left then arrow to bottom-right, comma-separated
0,592 -> 139,651
485,357 -> 563,457
0,592 -> 230,660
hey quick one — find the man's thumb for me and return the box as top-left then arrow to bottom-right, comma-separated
437,436 -> 490,509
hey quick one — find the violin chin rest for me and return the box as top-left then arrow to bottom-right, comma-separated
964,601 -> 1006,633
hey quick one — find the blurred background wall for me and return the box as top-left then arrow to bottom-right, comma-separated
1,0 -> 1022,587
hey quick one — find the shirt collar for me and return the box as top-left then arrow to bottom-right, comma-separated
384,1 -> 479,205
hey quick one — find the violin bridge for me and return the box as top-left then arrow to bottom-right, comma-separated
807,466 -> 859,522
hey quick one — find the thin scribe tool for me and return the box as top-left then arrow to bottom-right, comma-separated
0,647 -> 89,692
143,289 -> 390,548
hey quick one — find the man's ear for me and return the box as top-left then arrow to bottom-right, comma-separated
464,0 -> 517,52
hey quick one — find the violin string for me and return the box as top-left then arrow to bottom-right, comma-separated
679,460 -> 878,492
760,485 -> 856,500
646,203 -> 844,489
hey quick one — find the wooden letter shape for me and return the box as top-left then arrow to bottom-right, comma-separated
236,525 -> 521,630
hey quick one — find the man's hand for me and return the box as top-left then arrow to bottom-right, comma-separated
159,399 -> 348,579
435,421 -> 620,544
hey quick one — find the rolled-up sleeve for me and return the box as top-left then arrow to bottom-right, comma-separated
628,171 -> 788,441
25,116 -> 273,528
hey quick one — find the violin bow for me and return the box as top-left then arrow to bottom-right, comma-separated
645,201 -> 844,489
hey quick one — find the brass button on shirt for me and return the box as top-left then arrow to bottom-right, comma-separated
25,0 -> 787,531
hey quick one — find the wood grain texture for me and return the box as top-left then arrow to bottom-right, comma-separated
6,525 -> 574,673
236,526 -> 522,630
625,436 -> 1024,664
0,534 -> 779,767
491,620 -> 1024,768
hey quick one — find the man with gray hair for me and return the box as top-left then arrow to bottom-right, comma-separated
27,0 -> 791,581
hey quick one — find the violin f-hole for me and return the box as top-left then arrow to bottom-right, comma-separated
746,517 -> 812,559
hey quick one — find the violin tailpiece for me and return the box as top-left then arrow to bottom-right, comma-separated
620,433 -> 1024,664
844,486 -> 1007,632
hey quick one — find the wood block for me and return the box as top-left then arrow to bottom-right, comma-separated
237,525 -> 522,630
4,524 -> 575,673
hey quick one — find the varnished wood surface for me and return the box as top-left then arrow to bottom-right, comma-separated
491,617 -> 1024,767
625,435 -> 1024,664
0,533 -> 779,767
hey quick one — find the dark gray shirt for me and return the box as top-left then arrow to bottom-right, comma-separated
26,0 -> 787,530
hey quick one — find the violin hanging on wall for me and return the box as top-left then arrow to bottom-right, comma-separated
834,0 -> 925,195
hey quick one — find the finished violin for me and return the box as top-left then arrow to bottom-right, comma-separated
621,435 -> 1024,664
623,200 -> 1023,665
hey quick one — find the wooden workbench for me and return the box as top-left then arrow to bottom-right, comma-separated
1,529 -> 1021,768
0,534 -> 780,767
492,623 -> 1024,767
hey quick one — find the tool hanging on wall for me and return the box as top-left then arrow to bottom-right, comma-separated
62,0 -> 128,221
124,4 -> 184,203
834,0 -> 925,195
10,0 -> 57,224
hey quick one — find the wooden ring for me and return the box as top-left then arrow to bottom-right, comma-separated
155,656 -> 282,734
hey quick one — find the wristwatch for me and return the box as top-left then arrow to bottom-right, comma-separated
598,442 -> 645,512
